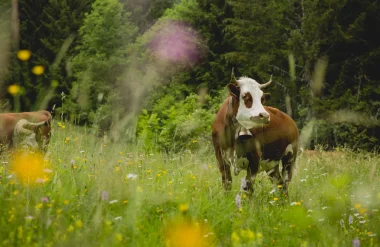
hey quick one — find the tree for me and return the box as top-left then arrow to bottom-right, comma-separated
68,0 -> 138,132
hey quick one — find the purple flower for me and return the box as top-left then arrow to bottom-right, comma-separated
101,191 -> 109,201
41,197 -> 49,203
352,238 -> 360,247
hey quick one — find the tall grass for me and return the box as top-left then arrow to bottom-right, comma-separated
0,122 -> 379,246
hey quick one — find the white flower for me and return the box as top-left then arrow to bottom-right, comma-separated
109,200 -> 118,204
126,173 -> 138,180
80,150 -> 85,154
25,215 -> 34,221
115,216 -> 122,221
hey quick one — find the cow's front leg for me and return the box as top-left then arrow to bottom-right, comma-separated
243,153 -> 259,194
215,149 -> 232,190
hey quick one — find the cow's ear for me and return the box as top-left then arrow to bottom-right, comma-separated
227,83 -> 240,99
261,93 -> 271,104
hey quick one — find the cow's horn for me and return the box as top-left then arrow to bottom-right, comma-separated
230,67 -> 237,83
260,75 -> 273,89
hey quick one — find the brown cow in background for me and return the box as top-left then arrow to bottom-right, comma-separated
0,110 -> 52,152
212,69 -> 298,194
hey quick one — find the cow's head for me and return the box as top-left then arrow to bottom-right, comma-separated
227,68 -> 272,129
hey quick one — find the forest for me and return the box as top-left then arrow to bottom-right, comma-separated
1,0 -> 380,151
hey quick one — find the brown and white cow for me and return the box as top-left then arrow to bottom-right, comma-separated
0,110 -> 52,152
212,69 -> 298,194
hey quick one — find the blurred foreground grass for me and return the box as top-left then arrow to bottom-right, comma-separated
0,122 -> 379,246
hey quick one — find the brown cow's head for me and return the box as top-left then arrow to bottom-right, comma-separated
227,68 -> 272,129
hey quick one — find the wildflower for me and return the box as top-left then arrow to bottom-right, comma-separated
31,65 -> 45,75
63,200 -> 69,205
17,50 -> 32,61
9,150 -> 51,186
126,173 -> 137,180
179,203 -> 189,213
354,204 -> 361,209
75,220 -> 83,228
115,166 -> 120,172
7,84 -> 21,96
51,80 -> 59,88
231,232 -> 240,245
352,238 -> 360,247
115,233 -> 123,242
235,194 -> 242,210
13,190 -> 19,195
165,219 -> 213,247
277,184 -> 282,188
109,200 -> 118,204
273,197 -> 278,201
349,215 -> 353,225
67,225 -> 74,232
123,200 -> 128,204
240,178 -> 247,191
35,203 -> 43,209
24,215 -> 33,221
101,191 -> 109,201
340,219 -> 344,228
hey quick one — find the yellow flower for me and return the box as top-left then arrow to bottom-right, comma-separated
179,203 -> 189,213
273,197 -> 278,201
7,84 -> 21,96
165,219 -> 213,247
32,65 -> 45,75
231,232 -> 240,244
67,225 -> 74,232
13,190 -> 19,195
35,203 -> 43,209
50,80 -> 59,88
115,166 -> 120,172
9,150 -> 51,186
75,220 -> 83,228
277,184 -> 282,188
354,204 -> 361,209
17,50 -> 32,61
115,233 -> 123,242
64,200 -> 69,205
123,200 -> 128,204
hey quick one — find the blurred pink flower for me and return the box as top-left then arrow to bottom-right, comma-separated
149,20 -> 203,65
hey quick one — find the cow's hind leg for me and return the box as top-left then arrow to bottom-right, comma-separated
243,152 -> 259,194
281,147 -> 297,195
267,163 -> 282,188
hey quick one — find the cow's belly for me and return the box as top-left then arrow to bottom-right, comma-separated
221,149 -> 279,176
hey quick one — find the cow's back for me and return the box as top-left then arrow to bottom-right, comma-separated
250,106 -> 298,160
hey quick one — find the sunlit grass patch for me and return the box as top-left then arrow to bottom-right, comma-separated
0,123 -> 379,246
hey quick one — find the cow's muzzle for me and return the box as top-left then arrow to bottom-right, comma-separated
250,112 -> 270,124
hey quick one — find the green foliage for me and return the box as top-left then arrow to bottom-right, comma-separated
67,0 -> 138,128
137,91 -> 216,153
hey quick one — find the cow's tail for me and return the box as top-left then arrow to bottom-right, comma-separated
15,119 -> 47,135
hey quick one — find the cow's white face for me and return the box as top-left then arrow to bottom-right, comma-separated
234,77 -> 270,129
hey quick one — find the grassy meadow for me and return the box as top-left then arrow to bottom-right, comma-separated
0,120 -> 379,247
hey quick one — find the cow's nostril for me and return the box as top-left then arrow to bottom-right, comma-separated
259,113 -> 264,119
